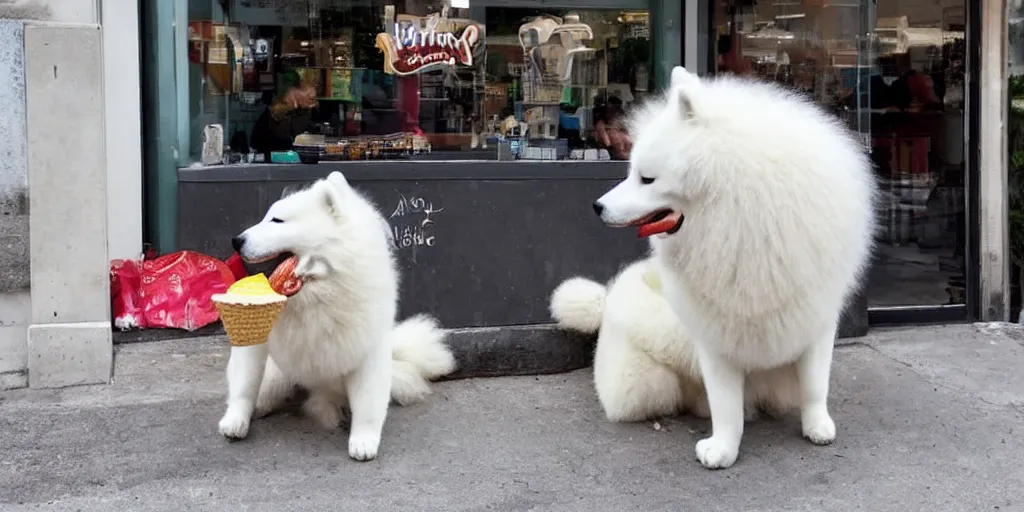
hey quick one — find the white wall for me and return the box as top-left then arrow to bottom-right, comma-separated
43,0 -> 98,23
101,0 -> 144,260
22,0 -> 142,260
3,1 -> 141,262
0,19 -> 32,390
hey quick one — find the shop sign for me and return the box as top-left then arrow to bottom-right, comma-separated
375,15 -> 482,76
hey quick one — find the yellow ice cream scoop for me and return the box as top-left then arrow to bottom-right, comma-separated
212,274 -> 287,347
213,274 -> 287,305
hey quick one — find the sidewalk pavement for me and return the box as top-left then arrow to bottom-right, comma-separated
1,324 -> 1022,512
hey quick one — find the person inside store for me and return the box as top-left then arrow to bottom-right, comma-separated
593,96 -> 632,160
250,72 -> 318,159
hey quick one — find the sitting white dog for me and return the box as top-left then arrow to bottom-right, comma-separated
551,257 -> 801,424
593,67 -> 876,469
219,171 -> 456,461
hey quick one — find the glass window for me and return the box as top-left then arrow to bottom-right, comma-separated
1010,2 -> 1024,319
711,0 -> 967,308
184,0 -> 672,166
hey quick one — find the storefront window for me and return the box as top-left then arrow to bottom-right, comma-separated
712,0 -> 967,308
184,0 -> 668,166
1009,1 -> 1024,319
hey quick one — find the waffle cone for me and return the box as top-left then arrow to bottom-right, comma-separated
214,301 -> 286,347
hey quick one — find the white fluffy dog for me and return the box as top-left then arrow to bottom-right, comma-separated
219,171 -> 457,461
593,67 -> 877,469
550,258 -> 800,423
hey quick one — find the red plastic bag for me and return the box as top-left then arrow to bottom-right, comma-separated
111,251 -> 238,331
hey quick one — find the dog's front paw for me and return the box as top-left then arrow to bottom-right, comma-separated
218,409 -> 251,440
348,434 -> 381,461
801,410 -> 836,445
695,436 -> 739,469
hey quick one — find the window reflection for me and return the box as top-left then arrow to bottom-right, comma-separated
186,1 -> 661,165
1009,2 -> 1024,319
713,0 -> 967,307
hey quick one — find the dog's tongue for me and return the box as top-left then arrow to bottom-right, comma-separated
268,256 -> 303,296
638,212 -> 683,238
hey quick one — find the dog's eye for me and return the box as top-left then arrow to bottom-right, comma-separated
270,217 -> 284,223
640,176 -> 655,185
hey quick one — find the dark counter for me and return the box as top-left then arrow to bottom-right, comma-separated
177,160 -> 868,338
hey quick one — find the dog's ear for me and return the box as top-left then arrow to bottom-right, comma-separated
670,66 -> 700,119
677,92 -> 697,119
326,171 -> 350,192
316,179 -> 345,216
670,66 -> 700,90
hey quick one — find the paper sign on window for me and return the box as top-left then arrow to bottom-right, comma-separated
375,13 -> 483,76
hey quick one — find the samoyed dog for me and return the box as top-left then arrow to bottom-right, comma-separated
219,171 -> 457,461
593,67 -> 876,469
549,257 -> 800,423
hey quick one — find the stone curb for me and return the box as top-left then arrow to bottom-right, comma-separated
444,324 -> 596,379
113,323 -> 599,379
113,312 -> 867,380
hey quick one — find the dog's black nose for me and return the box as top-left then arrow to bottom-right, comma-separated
592,202 -> 604,216
231,235 -> 245,252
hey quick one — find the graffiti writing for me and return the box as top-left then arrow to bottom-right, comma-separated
388,195 -> 443,249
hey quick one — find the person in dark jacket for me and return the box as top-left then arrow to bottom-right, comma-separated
250,81 -> 318,157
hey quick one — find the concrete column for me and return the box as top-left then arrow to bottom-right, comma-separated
101,0 -> 144,261
0,19 -> 31,390
24,22 -> 112,388
979,0 -> 1011,322
44,0 -> 98,23
0,292 -> 30,389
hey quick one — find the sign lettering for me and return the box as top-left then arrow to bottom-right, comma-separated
375,16 -> 482,76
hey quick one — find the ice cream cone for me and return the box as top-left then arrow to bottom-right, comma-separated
212,274 -> 288,347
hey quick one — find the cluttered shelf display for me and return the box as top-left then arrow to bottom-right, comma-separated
187,1 -> 653,167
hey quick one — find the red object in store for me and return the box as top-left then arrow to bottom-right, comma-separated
111,250 -> 238,331
397,75 -> 421,133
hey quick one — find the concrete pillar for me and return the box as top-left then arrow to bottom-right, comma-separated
979,0 -> 1011,321
101,0 -> 144,261
0,19 -> 31,390
0,292 -> 30,389
24,22 -> 112,388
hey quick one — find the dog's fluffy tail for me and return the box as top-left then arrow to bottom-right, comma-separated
390,314 -> 457,406
549,277 -> 607,334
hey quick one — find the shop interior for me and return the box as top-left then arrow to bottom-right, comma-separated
714,0 -> 967,308
186,0 -> 653,165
